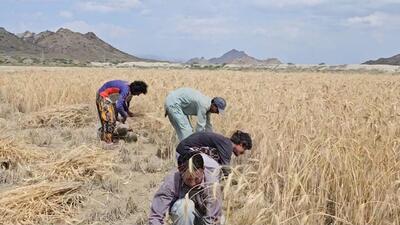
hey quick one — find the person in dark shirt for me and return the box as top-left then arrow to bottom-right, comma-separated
176,130 -> 252,166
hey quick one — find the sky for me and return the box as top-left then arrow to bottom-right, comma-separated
1,0 -> 400,64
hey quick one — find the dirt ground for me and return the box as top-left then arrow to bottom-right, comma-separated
75,113 -> 176,225
0,102 -> 177,224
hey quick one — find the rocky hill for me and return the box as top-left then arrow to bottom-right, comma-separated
363,54 -> 400,66
186,57 -> 210,65
0,27 -> 43,57
0,27 -> 143,65
186,49 -> 282,65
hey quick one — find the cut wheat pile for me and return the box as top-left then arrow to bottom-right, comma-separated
20,104 -> 94,128
0,182 -> 83,224
38,145 -> 116,182
0,138 -> 48,164
0,136 -> 117,224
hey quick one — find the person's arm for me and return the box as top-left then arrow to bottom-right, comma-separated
203,174 -> 222,225
203,196 -> 222,225
116,86 -> 129,120
214,136 -> 233,165
196,106 -> 208,132
205,113 -> 213,132
123,99 -> 129,113
125,95 -> 134,117
149,174 -> 177,225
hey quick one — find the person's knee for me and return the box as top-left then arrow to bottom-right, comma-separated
177,132 -> 186,141
172,199 -> 195,213
171,199 -> 196,224
181,130 -> 192,140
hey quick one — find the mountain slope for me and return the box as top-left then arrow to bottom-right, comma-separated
209,49 -> 249,64
33,28 -> 140,62
1,27 -> 143,63
0,27 -> 43,56
363,54 -> 400,66
187,49 -> 282,65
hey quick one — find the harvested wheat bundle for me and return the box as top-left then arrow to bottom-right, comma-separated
0,138 -> 48,164
0,181 -> 83,225
20,104 -> 94,129
39,145 -> 116,182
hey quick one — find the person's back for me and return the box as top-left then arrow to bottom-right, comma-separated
176,132 -> 233,165
98,80 -> 130,99
165,87 -> 211,116
164,88 -> 227,141
176,130 -> 253,170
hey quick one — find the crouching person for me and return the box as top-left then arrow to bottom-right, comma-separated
149,152 -> 222,225
176,130 -> 252,166
96,80 -> 147,144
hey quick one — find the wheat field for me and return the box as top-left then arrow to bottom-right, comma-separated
1,66 -> 400,225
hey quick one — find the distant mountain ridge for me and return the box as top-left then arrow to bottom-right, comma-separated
363,54 -> 400,66
0,27 -> 43,56
0,27 -> 144,64
187,49 -> 281,65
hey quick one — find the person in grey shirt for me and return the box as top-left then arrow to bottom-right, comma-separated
164,87 -> 226,141
149,152 -> 222,225
176,131 -> 252,166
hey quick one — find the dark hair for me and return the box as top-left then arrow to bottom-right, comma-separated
178,152 -> 204,172
230,130 -> 252,150
130,81 -> 148,94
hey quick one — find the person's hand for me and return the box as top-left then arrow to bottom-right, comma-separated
119,116 -> 127,124
221,166 -> 232,177
127,111 -> 135,117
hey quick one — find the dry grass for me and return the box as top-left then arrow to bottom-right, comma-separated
20,104 -> 94,129
37,145 -> 116,182
0,138 -> 48,164
0,133 -> 117,223
0,182 -> 83,224
1,67 -> 400,224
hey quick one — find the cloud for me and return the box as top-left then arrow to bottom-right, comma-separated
62,20 -> 134,38
77,0 -> 141,13
59,10 -> 73,19
347,13 -> 384,27
346,12 -> 400,28
253,25 -> 302,40
249,0 -> 400,8
250,0 -> 326,8
139,8 -> 151,16
372,0 -> 400,4
174,16 -> 234,39
32,11 -> 44,18
14,0 -> 59,2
